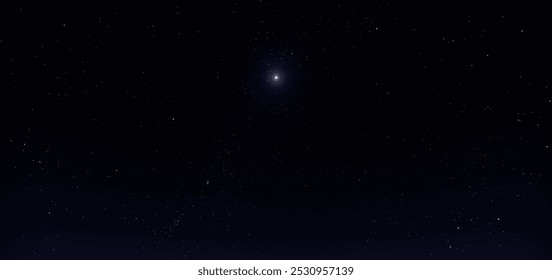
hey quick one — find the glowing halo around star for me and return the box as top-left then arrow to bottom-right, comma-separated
248,50 -> 301,100
268,71 -> 284,86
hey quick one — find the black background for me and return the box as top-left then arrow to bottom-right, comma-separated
1,1 -> 551,259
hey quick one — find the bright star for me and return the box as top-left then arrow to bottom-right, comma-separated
273,74 -> 279,81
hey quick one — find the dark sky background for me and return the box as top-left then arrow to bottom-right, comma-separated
1,1 -> 551,259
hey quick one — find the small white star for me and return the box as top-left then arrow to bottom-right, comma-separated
273,74 -> 279,81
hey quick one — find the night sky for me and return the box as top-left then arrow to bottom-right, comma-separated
1,1 -> 551,259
